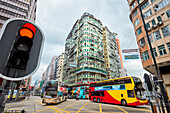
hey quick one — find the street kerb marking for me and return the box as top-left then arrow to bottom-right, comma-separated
52,106 -> 70,113
63,101 -> 79,109
114,105 -> 128,113
47,106 -> 62,113
76,101 -> 90,113
99,103 -> 102,113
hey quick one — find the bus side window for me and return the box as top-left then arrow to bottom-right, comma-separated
100,92 -> 104,96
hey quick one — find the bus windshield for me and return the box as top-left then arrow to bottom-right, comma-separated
132,77 -> 146,100
44,81 -> 58,98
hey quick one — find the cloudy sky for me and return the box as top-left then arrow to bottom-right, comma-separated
32,0 -> 148,84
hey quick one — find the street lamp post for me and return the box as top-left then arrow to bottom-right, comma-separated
136,0 -> 170,112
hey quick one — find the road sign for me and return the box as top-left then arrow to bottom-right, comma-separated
122,49 -> 138,53
124,55 -> 139,60
0,18 -> 44,81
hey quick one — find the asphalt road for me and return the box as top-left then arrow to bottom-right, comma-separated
5,96 -> 152,113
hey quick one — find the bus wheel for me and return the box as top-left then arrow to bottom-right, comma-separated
93,97 -> 96,102
97,98 -> 100,103
121,99 -> 127,106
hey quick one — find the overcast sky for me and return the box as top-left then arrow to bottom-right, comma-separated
32,0 -> 148,85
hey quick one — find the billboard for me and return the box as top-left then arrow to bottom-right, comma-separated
122,49 -> 138,53
125,55 -> 139,59
69,62 -> 77,67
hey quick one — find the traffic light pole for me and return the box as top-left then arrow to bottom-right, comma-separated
137,0 -> 170,112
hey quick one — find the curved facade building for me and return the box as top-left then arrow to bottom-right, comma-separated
128,0 -> 170,95
63,12 -> 121,85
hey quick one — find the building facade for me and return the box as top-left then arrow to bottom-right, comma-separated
55,53 -> 65,82
47,56 -> 58,80
0,0 -> 37,30
128,0 -> 170,95
63,12 -> 121,85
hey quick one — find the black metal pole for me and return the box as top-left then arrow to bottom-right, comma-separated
136,0 -> 170,112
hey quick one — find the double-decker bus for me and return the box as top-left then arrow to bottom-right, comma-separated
68,84 -> 89,99
89,76 -> 148,106
42,80 -> 67,105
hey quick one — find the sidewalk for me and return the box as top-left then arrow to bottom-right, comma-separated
6,97 -> 26,103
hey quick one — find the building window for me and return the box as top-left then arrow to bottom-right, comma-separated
153,30 -> 162,41
157,16 -> 162,23
166,10 -> 170,18
167,42 -> 170,52
158,45 -> 167,56
133,10 -> 138,18
143,9 -> 152,19
142,51 -> 150,61
153,48 -> 158,57
137,27 -> 142,35
148,34 -> 153,42
146,22 -> 150,30
131,2 -> 136,9
139,37 -> 146,47
161,25 -> 170,37
141,1 -> 149,10
154,0 -> 170,12
135,18 -> 139,26
151,19 -> 156,26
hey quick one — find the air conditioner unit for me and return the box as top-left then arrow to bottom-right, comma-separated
157,21 -> 163,25
152,24 -> 157,29
147,28 -> 151,31
140,41 -> 145,47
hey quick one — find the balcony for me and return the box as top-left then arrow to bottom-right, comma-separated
76,67 -> 107,75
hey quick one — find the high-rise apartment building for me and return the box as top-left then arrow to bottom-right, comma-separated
0,0 -> 37,30
128,0 -> 170,95
55,53 -> 65,82
63,12 -> 121,85
47,56 -> 58,80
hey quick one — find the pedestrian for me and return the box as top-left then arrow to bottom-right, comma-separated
21,109 -> 25,113
27,94 -> 30,100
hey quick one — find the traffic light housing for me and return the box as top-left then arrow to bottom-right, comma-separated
144,73 -> 153,91
0,18 -> 44,80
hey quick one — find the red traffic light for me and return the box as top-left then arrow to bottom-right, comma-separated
19,23 -> 36,39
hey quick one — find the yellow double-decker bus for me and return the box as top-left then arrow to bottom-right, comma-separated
89,76 -> 148,106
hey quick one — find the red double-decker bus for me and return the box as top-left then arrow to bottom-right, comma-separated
89,76 -> 148,106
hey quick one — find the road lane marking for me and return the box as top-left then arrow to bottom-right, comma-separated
115,105 -> 128,113
76,101 -> 90,113
99,103 -> 102,113
36,108 -> 50,112
52,106 -> 70,113
63,101 -> 79,109
47,106 -> 62,113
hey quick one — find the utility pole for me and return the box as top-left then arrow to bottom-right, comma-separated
137,0 -> 170,112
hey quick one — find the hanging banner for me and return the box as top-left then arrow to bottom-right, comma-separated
125,55 -> 139,59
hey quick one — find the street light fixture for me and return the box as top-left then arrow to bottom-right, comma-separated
136,0 -> 170,112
